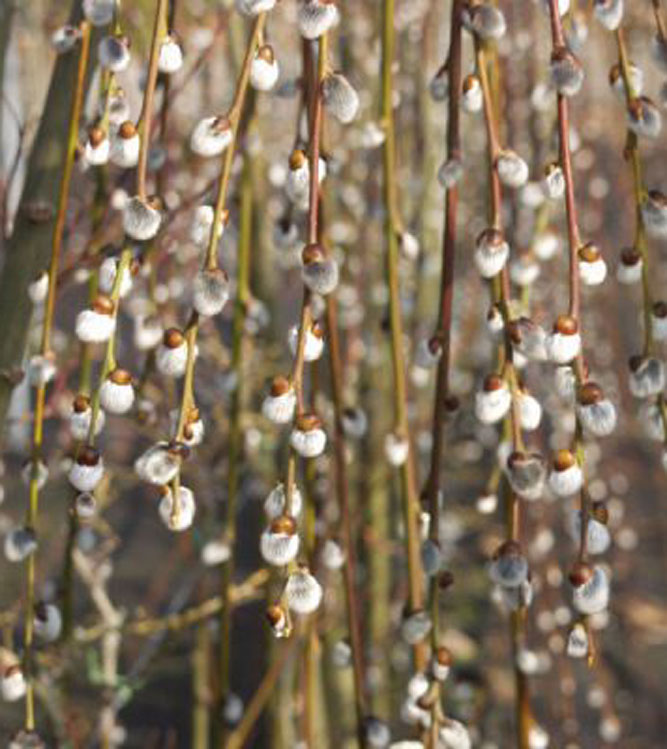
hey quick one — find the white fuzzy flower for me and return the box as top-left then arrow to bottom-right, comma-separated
260,517 -> 300,566
462,74 -> 483,113
628,355 -> 665,398
550,47 -> 584,97
51,25 -> 81,53
566,510 -> 611,555
566,622 -> 589,658
593,0 -> 624,31
290,415 -> 327,457
159,486 -> 196,532
322,72 -> 360,124
236,0 -> 276,16
542,162 -> 565,199
98,34 -> 131,72
190,116 -> 232,158
123,196 -> 162,241
135,442 -> 181,485
34,603 -> 62,642
572,565 -> 610,615
548,450 -> 583,496
158,34 -> 183,74
301,244 -> 339,295
384,432 -> 409,466
110,123 -> 140,168
28,272 -> 49,304
641,190 -> 667,239
84,132 -> 110,166
99,369 -> 135,414
546,317 -> 581,364
250,45 -> 279,91
264,483 -> 303,518
578,244 -> 607,286
68,448 -> 104,492
288,323 -> 324,362
134,315 -> 163,351
298,0 -> 340,40
285,568 -> 323,614
616,248 -> 643,284
1,666 -> 26,702
99,256 -> 133,297
496,150 -> 529,189
439,719 -> 471,749
262,378 -> 297,424
156,329 -> 189,377
28,354 -> 57,387
83,0 -> 115,27
474,228 -> 509,278
193,268 -> 230,316
75,305 -> 116,344
475,375 -> 511,424
69,395 -> 105,440
4,527 -> 37,563
517,390 -> 542,431
577,383 -> 617,436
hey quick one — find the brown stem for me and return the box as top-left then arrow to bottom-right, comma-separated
136,0 -> 168,201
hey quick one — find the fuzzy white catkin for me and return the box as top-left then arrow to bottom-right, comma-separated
34,604 -> 62,642
110,131 -> 140,168
98,35 -> 131,72
28,273 -> 49,304
439,720 -> 471,749
546,331 -> 581,363
288,326 -> 324,361
290,426 -> 327,458
99,379 -> 135,415
236,0 -> 277,16
264,483 -> 303,518
1,668 -> 26,702
298,1 -> 340,40
83,0 -> 115,27
262,389 -> 297,424
68,457 -> 104,493
190,117 -> 232,157
84,138 -> 110,166
156,341 -> 189,377
135,443 -> 180,485
322,73 -> 360,124
285,569 -> 323,614
4,528 -> 37,563
70,406 -> 105,440
572,565 -> 610,614
75,309 -> 116,343
123,197 -> 162,241
158,36 -> 183,74
250,54 -> 279,91
260,528 -> 300,566
384,432 -> 409,466
475,386 -> 511,424
193,269 -> 230,316
159,486 -> 196,531
99,257 -> 133,297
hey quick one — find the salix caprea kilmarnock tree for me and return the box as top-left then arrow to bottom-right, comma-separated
0,0 -> 665,746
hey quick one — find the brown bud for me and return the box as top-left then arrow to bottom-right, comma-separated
296,413 -> 321,432
494,539 -> 522,560
620,246 -> 641,266
578,242 -> 601,263
435,646 -> 453,667
554,449 -> 576,471
591,501 -> 609,525
483,373 -> 504,391
289,149 -> 307,170
163,328 -> 184,349
569,560 -> 593,588
257,44 -> 275,63
109,368 -> 132,385
302,243 -> 324,265
608,63 -> 621,87
78,445 -> 100,467
270,515 -> 297,535
270,376 -> 291,397
73,394 -> 91,413
578,381 -> 603,406
554,314 -> 578,335
92,294 -> 115,316
462,73 -> 479,93
653,300 -> 667,319
88,126 -> 105,147
266,604 -> 285,627
119,120 -> 137,139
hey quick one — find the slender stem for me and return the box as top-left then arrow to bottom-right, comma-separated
226,641 -> 298,749
218,152 -> 253,709
22,22 -> 91,732
136,0 -> 168,201
424,0 -> 462,660
204,14 -> 265,271
381,0 -> 426,671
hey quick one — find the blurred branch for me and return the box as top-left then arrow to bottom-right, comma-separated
0,0 -> 96,436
